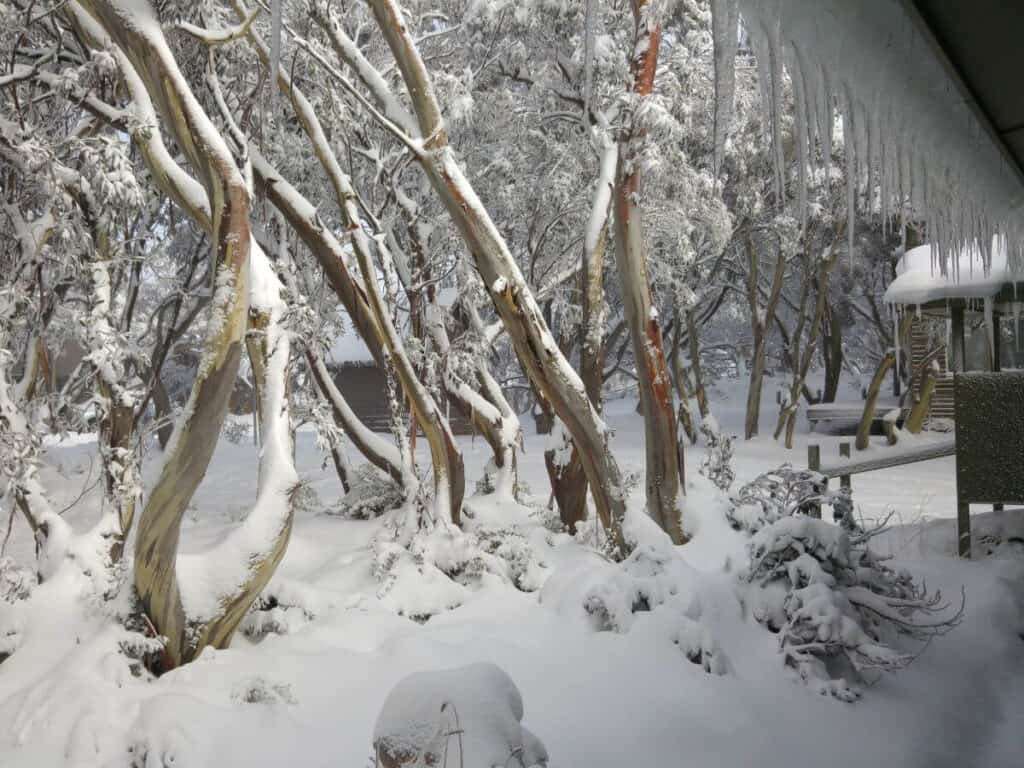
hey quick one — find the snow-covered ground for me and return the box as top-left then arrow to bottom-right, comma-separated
1,378 -> 1022,767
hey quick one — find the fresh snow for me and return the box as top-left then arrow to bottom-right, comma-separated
2,380 -> 1022,767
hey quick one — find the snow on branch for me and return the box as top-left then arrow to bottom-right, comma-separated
175,6 -> 261,44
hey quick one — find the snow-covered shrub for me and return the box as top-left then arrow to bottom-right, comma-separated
0,556 -> 33,603
222,418 -> 251,445
744,515 -> 963,701
239,585 -> 319,640
727,465 -> 853,534
0,557 -> 34,663
699,416 -> 734,491
372,525 -> 547,621
565,537 -> 729,676
332,463 -> 404,519
373,662 -> 548,768
231,676 -> 297,705
289,479 -> 323,515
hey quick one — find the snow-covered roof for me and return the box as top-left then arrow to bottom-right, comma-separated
884,240 -> 1017,307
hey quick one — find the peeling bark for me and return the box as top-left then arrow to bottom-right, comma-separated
611,0 -> 686,544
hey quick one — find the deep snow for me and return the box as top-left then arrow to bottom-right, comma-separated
1,377 -> 1022,768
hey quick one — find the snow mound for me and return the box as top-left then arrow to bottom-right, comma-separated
542,527 -> 729,675
373,661 -> 548,768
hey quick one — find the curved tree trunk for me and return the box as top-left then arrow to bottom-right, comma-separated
855,351 -> 896,451
73,0 -> 296,670
904,363 -> 938,434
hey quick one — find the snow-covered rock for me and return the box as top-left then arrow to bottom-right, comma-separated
373,662 -> 548,768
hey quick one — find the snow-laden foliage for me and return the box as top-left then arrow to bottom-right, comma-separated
699,415 -> 734,491
332,463 -> 404,520
373,523 -> 547,621
727,465 -> 853,534
744,514 -> 964,701
240,579 -> 323,641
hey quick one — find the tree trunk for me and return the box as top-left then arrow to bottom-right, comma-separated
611,0 -> 686,544
365,0 -> 630,551
74,1 -> 295,670
774,240 -> 840,448
855,350 -> 896,451
686,309 -> 710,419
821,304 -> 843,403
241,26 -> 464,526
744,229 -> 787,440
543,131 -> 616,530
904,364 -> 937,434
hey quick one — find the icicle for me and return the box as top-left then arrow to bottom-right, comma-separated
787,47 -> 809,234
270,0 -> 283,115
820,67 -> 833,188
865,100 -> 877,221
765,15 -> 786,210
747,24 -> 775,158
710,0 -> 739,177
879,120 -> 888,237
582,0 -> 596,129
841,88 -> 855,266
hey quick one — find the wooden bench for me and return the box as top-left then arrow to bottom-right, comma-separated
805,398 -> 904,431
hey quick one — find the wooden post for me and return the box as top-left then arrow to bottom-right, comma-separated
808,444 -> 822,519
950,305 -> 966,373
839,441 -> 851,491
808,444 -> 820,472
992,313 -> 1002,372
957,500 -> 971,558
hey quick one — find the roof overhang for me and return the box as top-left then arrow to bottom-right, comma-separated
903,1 -> 1024,190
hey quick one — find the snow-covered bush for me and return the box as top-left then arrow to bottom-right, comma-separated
744,515 -> 963,701
552,532 -> 729,676
373,662 -> 548,768
289,480 -> 323,516
222,418 -> 252,445
373,525 -> 547,621
239,582 -> 320,641
331,463 -> 404,519
727,465 -> 853,534
699,416 -> 734,491
0,556 -> 34,663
